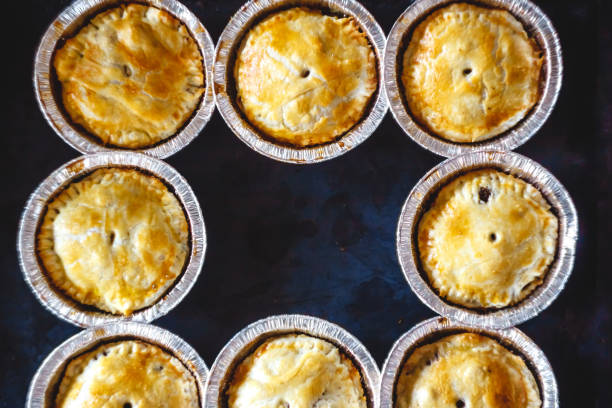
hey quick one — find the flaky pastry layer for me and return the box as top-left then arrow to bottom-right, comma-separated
54,4 -> 204,148
396,333 -> 541,408
417,169 -> 558,308
402,3 -> 542,142
56,340 -> 199,408
234,7 -> 377,147
227,334 -> 367,408
37,168 -> 189,315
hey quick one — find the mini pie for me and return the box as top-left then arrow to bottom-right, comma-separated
417,169 -> 558,308
234,7 -> 377,147
227,334 -> 367,408
402,3 -> 543,143
37,168 -> 189,315
55,340 -> 199,407
53,4 -> 204,148
395,333 -> 541,408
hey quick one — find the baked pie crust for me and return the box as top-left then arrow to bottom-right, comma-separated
402,3 -> 542,143
37,168 -> 189,315
417,169 -> 558,309
395,333 -> 541,408
227,334 -> 367,408
55,340 -> 199,408
53,4 -> 204,148
234,7 -> 377,147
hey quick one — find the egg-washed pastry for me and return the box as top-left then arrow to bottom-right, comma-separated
417,169 -> 558,308
396,333 -> 541,408
37,168 -> 189,315
55,340 -> 199,408
234,7 -> 377,147
227,334 -> 367,408
53,4 -> 204,148
402,3 -> 542,143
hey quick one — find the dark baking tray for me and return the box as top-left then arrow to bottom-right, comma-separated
1,0 -> 610,406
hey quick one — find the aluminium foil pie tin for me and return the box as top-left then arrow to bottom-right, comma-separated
34,0 -> 216,159
213,0 -> 388,164
380,317 -> 558,408
204,314 -> 381,408
396,151 -> 578,329
384,0 -> 563,157
26,321 -> 208,408
17,152 -> 206,327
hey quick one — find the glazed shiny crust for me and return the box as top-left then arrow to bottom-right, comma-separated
395,333 -> 541,408
227,334 -> 367,408
55,340 -> 199,408
402,3 -> 542,143
234,7 -> 377,147
53,4 -> 204,148
37,168 -> 189,315
417,169 -> 558,308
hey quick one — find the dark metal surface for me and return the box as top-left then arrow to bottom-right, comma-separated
1,0 -> 610,406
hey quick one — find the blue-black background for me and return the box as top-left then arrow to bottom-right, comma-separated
2,0 -> 610,406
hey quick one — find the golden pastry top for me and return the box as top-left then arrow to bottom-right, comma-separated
396,333 -> 541,408
417,169 -> 558,308
402,3 -> 542,143
53,4 -> 204,148
227,334 -> 367,408
37,168 -> 189,315
234,7 -> 377,147
55,340 -> 199,408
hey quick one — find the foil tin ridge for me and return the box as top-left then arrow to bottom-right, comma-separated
204,314 -> 381,408
384,0 -> 563,157
17,152 -> 206,327
34,0 -> 216,159
396,151 -> 578,329
379,317 -> 558,408
26,321 -> 209,408
213,0 -> 388,164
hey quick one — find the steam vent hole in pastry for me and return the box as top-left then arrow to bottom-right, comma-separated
402,3 -> 543,143
233,7 -> 377,147
417,169 -> 558,309
36,168 -> 190,315
55,340 -> 199,408
226,334 -> 367,408
53,4 -> 205,149
395,333 -> 542,408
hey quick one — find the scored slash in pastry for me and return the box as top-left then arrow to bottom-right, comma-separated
227,334 -> 367,408
55,340 -> 199,408
395,333 -> 541,408
234,7 -> 377,147
53,4 -> 204,148
417,169 -> 558,309
402,3 -> 543,143
37,168 -> 189,315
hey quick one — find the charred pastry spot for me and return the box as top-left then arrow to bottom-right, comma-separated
456,400 -> 465,408
123,65 -> 132,77
300,69 -> 310,78
123,403 -> 132,408
462,68 -> 472,76
425,351 -> 439,366
489,232 -> 497,242
478,186 -> 491,203
109,231 -> 116,245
